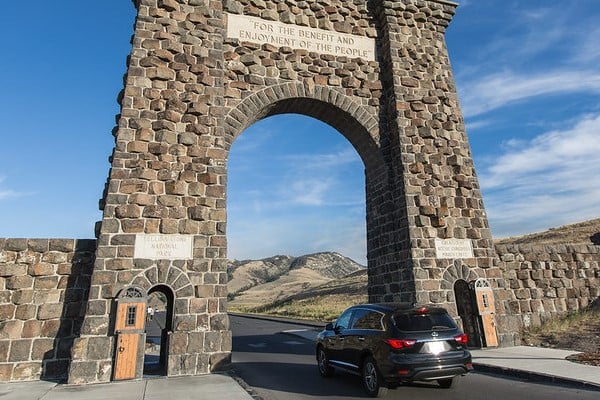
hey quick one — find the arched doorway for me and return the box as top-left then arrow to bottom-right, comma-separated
144,285 -> 174,376
453,279 -> 482,348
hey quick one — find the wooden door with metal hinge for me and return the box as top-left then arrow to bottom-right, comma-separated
113,287 -> 147,381
474,278 -> 498,347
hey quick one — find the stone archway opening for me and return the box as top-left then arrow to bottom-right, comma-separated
227,113 -> 367,265
143,285 -> 174,376
453,279 -> 482,348
227,112 -> 369,317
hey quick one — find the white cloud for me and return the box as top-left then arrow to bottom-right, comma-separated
287,178 -> 333,206
0,177 -> 27,200
480,114 -> 600,237
279,148 -> 359,171
460,69 -> 600,118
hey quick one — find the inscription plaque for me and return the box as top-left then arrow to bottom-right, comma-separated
434,238 -> 474,259
134,234 -> 193,260
227,13 -> 376,61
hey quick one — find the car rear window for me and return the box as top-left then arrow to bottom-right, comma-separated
392,311 -> 457,332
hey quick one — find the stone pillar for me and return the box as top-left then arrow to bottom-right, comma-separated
68,0 -> 230,384
367,0 -> 501,312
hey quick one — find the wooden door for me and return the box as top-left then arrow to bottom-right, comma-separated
114,333 -> 139,380
474,278 -> 498,347
112,287 -> 147,381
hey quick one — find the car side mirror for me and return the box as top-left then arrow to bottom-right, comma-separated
325,322 -> 334,331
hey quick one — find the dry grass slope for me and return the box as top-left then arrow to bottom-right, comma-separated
495,218 -> 600,245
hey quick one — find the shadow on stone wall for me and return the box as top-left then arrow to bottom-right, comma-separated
41,240 -> 95,382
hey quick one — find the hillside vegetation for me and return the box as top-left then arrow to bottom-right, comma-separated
227,252 -> 365,313
495,218 -> 600,245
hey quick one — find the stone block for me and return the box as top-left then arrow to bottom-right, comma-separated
37,304 -> 63,320
22,321 -> 42,338
204,331 -> 222,353
27,239 -> 49,253
33,290 -> 60,305
68,361 -> 98,385
0,340 -> 8,361
15,304 -> 37,320
31,338 -> 55,360
5,239 -> 27,252
170,332 -> 188,354
0,264 -> 27,278
0,320 -> 23,339
0,364 -> 12,382
34,276 -> 59,290
41,320 -> 60,338
87,337 -> 112,360
42,251 -> 69,264
70,338 -> 87,361
209,313 -> 229,331
187,332 -> 204,353
12,362 -> 41,380
174,315 -> 196,331
9,339 -> 32,362
49,239 -> 74,252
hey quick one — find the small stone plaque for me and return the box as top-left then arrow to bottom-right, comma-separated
134,234 -> 193,260
434,238 -> 474,259
227,13 -> 376,61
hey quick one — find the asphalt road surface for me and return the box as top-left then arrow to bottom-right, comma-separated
230,314 -> 599,400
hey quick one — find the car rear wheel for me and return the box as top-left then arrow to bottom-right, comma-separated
362,357 -> 388,398
317,347 -> 334,377
437,378 -> 454,388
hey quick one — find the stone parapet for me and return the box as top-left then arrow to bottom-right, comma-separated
0,239 -> 96,382
496,243 -> 600,330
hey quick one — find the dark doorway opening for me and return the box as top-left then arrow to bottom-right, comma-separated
454,279 -> 482,348
144,285 -> 174,376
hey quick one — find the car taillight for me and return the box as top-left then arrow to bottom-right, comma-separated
454,333 -> 468,345
385,339 -> 417,349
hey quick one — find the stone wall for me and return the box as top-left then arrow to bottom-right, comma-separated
0,239 -> 95,382
1,235 -> 599,382
496,243 -> 600,332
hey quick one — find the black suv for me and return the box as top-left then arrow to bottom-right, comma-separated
316,303 -> 472,397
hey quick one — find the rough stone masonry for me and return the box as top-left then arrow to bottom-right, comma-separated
65,0 -> 502,383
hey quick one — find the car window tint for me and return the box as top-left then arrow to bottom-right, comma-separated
335,309 -> 353,330
393,312 -> 457,332
352,309 -> 383,330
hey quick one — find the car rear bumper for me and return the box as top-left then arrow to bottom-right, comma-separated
383,351 -> 473,383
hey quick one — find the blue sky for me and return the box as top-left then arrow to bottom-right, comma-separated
1,1 -> 599,265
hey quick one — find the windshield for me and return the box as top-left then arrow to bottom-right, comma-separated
392,311 -> 457,332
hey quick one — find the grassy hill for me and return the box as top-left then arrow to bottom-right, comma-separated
495,218 -> 600,245
227,252 -> 365,314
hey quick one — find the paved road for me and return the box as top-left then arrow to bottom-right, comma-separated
230,315 -> 599,400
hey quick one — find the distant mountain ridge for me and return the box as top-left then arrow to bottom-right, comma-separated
227,252 -> 364,308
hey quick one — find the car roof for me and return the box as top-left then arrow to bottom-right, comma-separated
349,303 -> 448,314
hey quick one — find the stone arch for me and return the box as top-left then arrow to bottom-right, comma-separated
68,0 -> 504,384
223,82 -> 384,171
441,262 -> 482,291
130,264 -> 195,299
